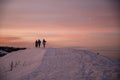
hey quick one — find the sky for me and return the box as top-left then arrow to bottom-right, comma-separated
0,0 -> 120,49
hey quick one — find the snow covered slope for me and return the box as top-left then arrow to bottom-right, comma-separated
0,48 -> 46,80
0,48 -> 120,80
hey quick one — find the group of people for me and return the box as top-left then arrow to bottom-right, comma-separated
35,39 -> 47,48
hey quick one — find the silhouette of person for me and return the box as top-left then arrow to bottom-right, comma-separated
42,39 -> 46,48
37,39 -> 41,47
35,40 -> 38,47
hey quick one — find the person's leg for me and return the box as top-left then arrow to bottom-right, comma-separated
40,44 -> 41,48
35,43 -> 37,47
43,44 -> 45,48
36,44 -> 38,47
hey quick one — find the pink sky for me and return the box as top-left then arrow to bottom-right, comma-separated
0,0 -> 120,49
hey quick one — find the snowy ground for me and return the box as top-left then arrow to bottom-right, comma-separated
0,48 -> 120,80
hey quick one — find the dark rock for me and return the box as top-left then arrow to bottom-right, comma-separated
0,46 -> 26,57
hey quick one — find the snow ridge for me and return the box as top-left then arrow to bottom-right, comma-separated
21,48 -> 120,80
0,48 -> 120,80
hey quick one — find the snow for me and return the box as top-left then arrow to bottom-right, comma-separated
0,48 -> 120,80
0,48 -> 46,80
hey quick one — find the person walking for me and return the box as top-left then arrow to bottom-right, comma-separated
42,39 -> 46,48
37,39 -> 41,48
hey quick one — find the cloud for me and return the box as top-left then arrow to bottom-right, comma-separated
0,36 -> 21,42
0,0 -> 120,48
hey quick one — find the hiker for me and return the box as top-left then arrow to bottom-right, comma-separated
35,40 -> 38,47
37,39 -> 41,47
42,39 -> 47,48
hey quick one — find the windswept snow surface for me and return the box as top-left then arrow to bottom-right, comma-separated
0,48 -> 120,80
0,48 -> 46,80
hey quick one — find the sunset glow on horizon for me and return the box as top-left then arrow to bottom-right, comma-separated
0,0 -> 120,49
